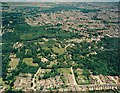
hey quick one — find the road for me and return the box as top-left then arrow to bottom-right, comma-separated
65,44 -> 71,52
78,84 -> 119,91
32,67 -> 41,89
70,67 -> 77,85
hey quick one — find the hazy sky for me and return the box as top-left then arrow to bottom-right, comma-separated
1,0 -> 119,2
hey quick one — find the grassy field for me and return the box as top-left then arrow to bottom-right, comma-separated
75,69 -> 90,85
0,78 -> 2,86
23,58 -> 38,66
34,42 -> 45,45
60,68 -> 71,74
108,23 -> 118,26
37,53 -> 42,59
77,75 -> 89,84
59,68 -> 71,84
42,46 -> 50,51
77,70 -> 83,75
52,47 -> 65,55
9,58 -> 20,68
28,23 -> 40,27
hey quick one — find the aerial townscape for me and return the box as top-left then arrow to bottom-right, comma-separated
0,2 -> 120,92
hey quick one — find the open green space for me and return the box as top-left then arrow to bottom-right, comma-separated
59,68 -> 71,84
42,46 -> 50,51
75,69 -> 91,85
108,23 -> 118,26
9,58 -> 20,68
34,42 -> 45,45
77,75 -> 89,84
60,68 -> 71,74
28,23 -> 40,27
37,53 -> 42,58
0,78 -> 2,86
23,58 -> 38,66
52,47 -> 65,55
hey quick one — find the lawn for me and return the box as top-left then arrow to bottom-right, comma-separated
108,23 -> 118,26
59,68 -> 71,84
42,46 -> 50,51
23,58 -> 38,66
28,23 -> 39,27
60,68 -> 71,74
75,69 -> 90,85
37,53 -> 42,58
77,75 -> 89,84
52,47 -> 64,55
0,78 -> 2,86
9,58 -> 20,68
76,69 -> 83,75
34,42 -> 45,45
